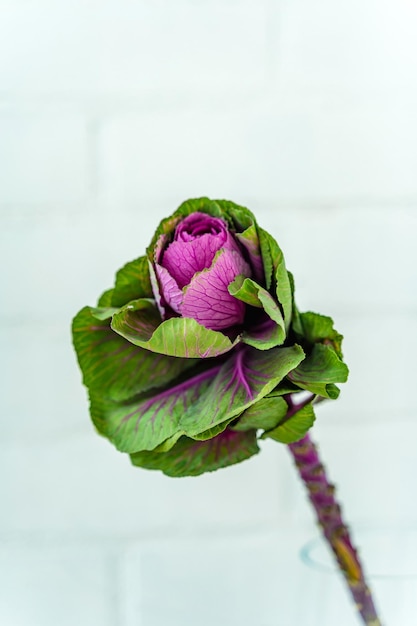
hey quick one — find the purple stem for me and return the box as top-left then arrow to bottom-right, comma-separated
288,431 -> 382,626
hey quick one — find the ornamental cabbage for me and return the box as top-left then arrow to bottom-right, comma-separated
72,198 -> 348,477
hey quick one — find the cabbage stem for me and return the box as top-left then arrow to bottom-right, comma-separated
288,433 -> 382,626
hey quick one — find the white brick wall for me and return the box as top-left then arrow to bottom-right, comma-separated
0,542 -> 118,626
0,1 -> 268,97
2,1 -> 417,624
278,0 -> 417,95
0,114 -> 90,206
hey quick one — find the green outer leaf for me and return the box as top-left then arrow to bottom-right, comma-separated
257,228 -> 274,291
235,222 -> 264,283
89,344 -> 304,454
288,343 -> 349,398
232,394 -> 288,432
258,228 -> 292,331
111,299 -> 239,358
72,306 -> 197,402
262,402 -> 316,443
318,384 -> 341,399
293,310 -> 344,357
111,255 -> 153,307
239,321 -> 283,351
88,365 -> 218,453
90,306 -> 120,320
270,381 -> 302,396
180,344 -> 305,438
215,199 -> 256,230
190,416 -> 238,441
176,198 -> 257,232
130,429 -> 259,477
176,197 -> 224,219
229,276 -> 286,349
97,288 -> 114,307
152,431 -> 184,453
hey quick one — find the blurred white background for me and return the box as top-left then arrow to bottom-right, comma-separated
1,1 -> 417,624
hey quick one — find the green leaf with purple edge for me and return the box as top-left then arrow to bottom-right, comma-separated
72,306 -> 198,402
258,227 -> 293,331
231,394 -> 288,432
111,255 -> 153,307
89,365 -> 220,452
111,298 -> 240,358
228,276 -> 286,349
288,343 -> 349,399
180,344 -> 305,438
261,402 -> 316,444
130,429 -> 260,477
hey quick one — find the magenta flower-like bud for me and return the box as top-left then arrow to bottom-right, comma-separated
153,212 -> 252,331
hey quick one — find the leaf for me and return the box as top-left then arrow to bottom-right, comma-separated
292,311 -> 344,357
90,306 -> 120,320
177,197 -> 224,220
228,276 -> 264,308
215,199 -> 256,231
235,222 -> 264,283
258,228 -> 292,331
147,198 -> 260,263
232,394 -> 288,432
147,198 -> 222,257
262,402 -> 316,443
239,318 -> 286,351
215,199 -> 266,283
288,343 -> 349,398
111,298 -> 240,358
90,343 -> 304,454
97,288 -> 114,307
190,417 -> 238,441
228,276 -> 286,349
130,429 -> 259,477
160,218 -> 240,290
152,432 -> 184,453
72,306 -> 197,402
89,365 -> 220,453
111,256 -> 153,307
180,344 -> 305,438
269,380 -> 301,396
181,249 -> 250,331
